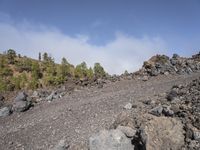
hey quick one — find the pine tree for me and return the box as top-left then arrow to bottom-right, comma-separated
124,70 -> 129,75
93,63 -> 106,78
59,57 -> 70,79
0,55 -> 6,68
39,52 -> 41,61
43,52 -> 48,62
7,49 -> 16,64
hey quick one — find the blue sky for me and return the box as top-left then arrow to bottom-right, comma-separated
0,0 -> 199,74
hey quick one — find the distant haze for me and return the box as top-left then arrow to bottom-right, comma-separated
0,0 -> 199,74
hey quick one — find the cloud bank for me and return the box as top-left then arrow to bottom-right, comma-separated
0,14 -> 167,74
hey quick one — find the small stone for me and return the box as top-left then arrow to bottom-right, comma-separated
193,130 -> 200,141
166,89 -> 178,101
124,103 -> 133,110
53,139 -> 69,150
46,91 -> 58,101
97,84 -> 103,88
143,99 -> 156,105
8,141 -> 14,145
149,67 -> 159,76
162,105 -> 174,116
149,105 -> 163,116
188,140 -> 200,149
142,76 -> 149,81
164,71 -> 170,75
31,91 -> 39,98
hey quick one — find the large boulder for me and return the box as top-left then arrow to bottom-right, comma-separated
140,116 -> 185,150
0,107 -> 11,117
12,100 -> 31,112
89,129 -> 134,150
12,92 -> 31,112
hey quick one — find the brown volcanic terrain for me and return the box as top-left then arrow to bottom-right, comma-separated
0,72 -> 200,150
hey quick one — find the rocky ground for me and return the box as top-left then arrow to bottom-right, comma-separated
1,53 -> 200,150
0,72 -> 200,150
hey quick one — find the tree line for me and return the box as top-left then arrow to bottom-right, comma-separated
0,49 -> 106,91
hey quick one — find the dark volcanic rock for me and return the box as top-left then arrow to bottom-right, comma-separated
166,89 -> 178,101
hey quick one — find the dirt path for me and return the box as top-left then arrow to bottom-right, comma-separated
0,73 -> 200,150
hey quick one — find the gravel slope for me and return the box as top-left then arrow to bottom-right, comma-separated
0,73 -> 200,150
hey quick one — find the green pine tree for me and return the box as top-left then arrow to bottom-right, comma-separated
93,63 -> 106,78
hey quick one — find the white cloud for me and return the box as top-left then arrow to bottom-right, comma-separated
0,18 -> 167,74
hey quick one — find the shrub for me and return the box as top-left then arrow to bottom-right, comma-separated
0,77 -> 7,92
28,79 -> 39,89
0,67 -> 13,77
155,55 -> 169,64
0,77 -> 15,91
74,62 -> 88,78
11,73 -> 28,90
15,58 -> 33,72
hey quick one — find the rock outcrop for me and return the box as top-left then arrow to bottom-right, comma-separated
138,53 -> 200,78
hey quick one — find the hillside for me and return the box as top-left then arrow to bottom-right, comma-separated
0,52 -> 200,150
0,49 -> 107,92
